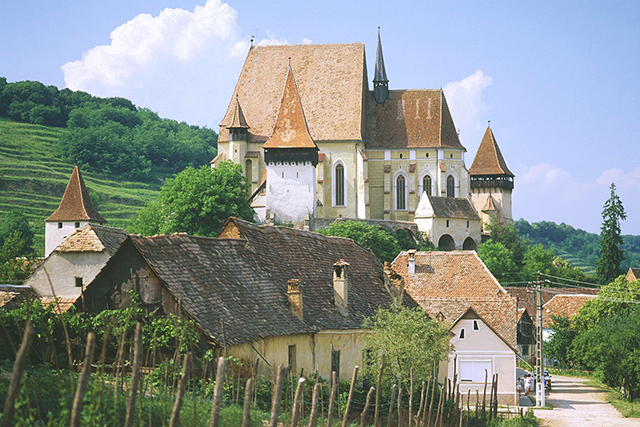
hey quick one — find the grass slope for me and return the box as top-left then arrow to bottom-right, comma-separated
0,118 -> 160,253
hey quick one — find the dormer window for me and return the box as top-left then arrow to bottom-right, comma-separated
473,320 -> 479,331
459,328 -> 465,339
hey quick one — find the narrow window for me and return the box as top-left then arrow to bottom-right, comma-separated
467,221 -> 470,228
245,159 -> 252,183
58,222 -> 63,229
399,153 -> 403,159
473,320 -> 479,331
459,329 -> 465,339
75,222 -> 80,229
426,153 -> 429,158
446,220 -> 450,228
288,345 -> 297,375
450,154 -> 453,158
75,277 -> 83,288
423,175 -> 432,196
331,349 -> 341,378
396,174 -> 406,210
335,163 -> 345,206
446,175 -> 455,197
282,172 -> 284,178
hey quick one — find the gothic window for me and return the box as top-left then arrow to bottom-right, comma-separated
395,174 -> 407,210
422,175 -> 432,196
245,159 -> 252,183
334,163 -> 345,206
446,175 -> 455,197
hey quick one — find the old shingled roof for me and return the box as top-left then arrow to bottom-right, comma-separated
505,287 -> 598,327
426,196 -> 480,220
469,127 -> 514,177
542,294 -> 595,328
46,166 -> 106,223
124,218 -> 418,347
226,94 -> 250,129
392,250 -> 517,348
55,224 -> 128,254
262,66 -> 317,149
0,285 -> 37,309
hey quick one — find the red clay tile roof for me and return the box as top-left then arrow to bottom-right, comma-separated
425,196 -> 480,220
226,94 -> 250,129
626,268 -> 640,281
392,250 -> 517,348
364,89 -> 464,149
542,294 -> 595,328
46,166 -> 106,223
505,287 -> 598,327
262,66 -> 317,149
40,297 -> 78,313
0,285 -> 37,309
452,307 -> 516,353
54,224 -> 128,254
469,127 -> 514,177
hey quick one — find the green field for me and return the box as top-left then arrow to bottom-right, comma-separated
0,118 -> 161,254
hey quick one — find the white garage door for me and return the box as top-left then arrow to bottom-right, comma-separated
459,360 -> 492,382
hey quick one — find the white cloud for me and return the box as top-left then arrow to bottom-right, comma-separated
519,163 -> 569,187
257,30 -> 288,46
597,167 -> 640,188
302,38 -> 313,45
443,70 -> 493,138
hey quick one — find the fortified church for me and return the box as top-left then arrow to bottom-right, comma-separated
213,34 -> 515,250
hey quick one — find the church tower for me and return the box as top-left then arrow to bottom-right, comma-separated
262,65 -> 319,225
469,126 -> 514,232
45,166 -> 106,257
373,29 -> 389,105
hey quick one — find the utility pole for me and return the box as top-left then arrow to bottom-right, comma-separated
531,272 -> 547,407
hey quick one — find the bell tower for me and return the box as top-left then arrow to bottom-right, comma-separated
373,28 -> 389,105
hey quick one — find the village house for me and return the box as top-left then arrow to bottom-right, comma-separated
76,217 -> 418,379
540,294 -> 595,341
391,250 -> 517,405
213,35 -> 515,249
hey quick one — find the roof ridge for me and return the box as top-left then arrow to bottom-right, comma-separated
469,126 -> 514,177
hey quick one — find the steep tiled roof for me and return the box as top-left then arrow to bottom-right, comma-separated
0,285 -> 37,309
505,287 -> 598,327
226,95 -> 250,129
452,307 -> 516,353
469,127 -> 514,177
262,66 -> 317,149
124,219 -> 417,347
219,44 -> 367,143
364,90 -> 464,149
392,251 -> 517,348
46,166 -> 106,223
626,268 -> 640,281
40,297 -> 78,313
425,196 -> 480,220
542,294 -> 595,328
54,224 -> 128,255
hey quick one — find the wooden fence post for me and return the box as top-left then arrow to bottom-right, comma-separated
341,366 -> 359,427
397,387 -> 403,427
375,352 -> 385,427
408,368 -> 414,427
125,322 -> 143,427
290,377 -> 306,427
387,384 -> 397,427
242,378 -> 254,427
169,353 -> 191,427
1,321 -> 34,427
482,370 -> 488,423
308,383 -> 321,427
326,371 -> 338,427
360,386 -> 375,427
209,357 -> 227,427
271,365 -> 286,427
71,332 -> 95,427
416,381 -> 425,424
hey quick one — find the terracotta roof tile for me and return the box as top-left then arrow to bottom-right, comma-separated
392,251 -> 517,348
419,196 -> 480,220
505,287 -> 598,327
542,294 -> 595,328
226,95 -> 250,129
262,66 -> 317,149
46,166 -> 106,223
40,297 -> 78,313
54,224 -> 128,254
469,127 -> 514,177
0,286 -> 37,309
627,268 -> 640,281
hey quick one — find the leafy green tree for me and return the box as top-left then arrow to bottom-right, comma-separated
476,240 -> 516,283
130,162 -> 254,237
0,231 -> 37,282
573,276 -> 640,331
521,244 -> 555,281
317,220 -> 401,263
486,220 -> 527,267
0,210 -> 34,254
363,305 -> 451,389
545,316 -> 579,368
596,183 -> 627,284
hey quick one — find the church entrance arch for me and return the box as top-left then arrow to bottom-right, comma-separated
438,234 -> 455,251
463,237 -> 477,251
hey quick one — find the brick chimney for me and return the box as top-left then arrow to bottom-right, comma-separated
407,249 -> 416,274
333,260 -> 350,316
288,279 -> 303,320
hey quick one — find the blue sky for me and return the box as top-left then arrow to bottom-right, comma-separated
2,0 -> 640,235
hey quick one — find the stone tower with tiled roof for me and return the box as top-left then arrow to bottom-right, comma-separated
45,166 -> 106,257
263,65 -> 319,224
469,126 -> 514,232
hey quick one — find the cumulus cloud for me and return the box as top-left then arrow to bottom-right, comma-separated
257,30 -> 289,46
520,163 -> 570,187
443,70 -> 493,138
302,38 -> 313,44
597,167 -> 640,188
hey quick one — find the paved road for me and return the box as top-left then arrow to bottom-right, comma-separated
533,375 -> 640,427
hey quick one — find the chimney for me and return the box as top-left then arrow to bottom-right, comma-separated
288,279 -> 303,320
333,260 -> 350,316
407,249 -> 416,274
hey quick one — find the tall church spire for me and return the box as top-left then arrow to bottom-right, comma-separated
373,28 -> 389,105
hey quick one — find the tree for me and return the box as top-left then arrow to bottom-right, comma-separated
545,316 -> 578,368
486,220 -> 527,267
476,240 -> 516,283
363,305 -> 451,389
573,276 -> 640,331
317,220 -> 401,263
521,244 -> 555,281
0,210 -> 34,255
596,183 -> 627,285
129,162 -> 254,237
0,231 -> 37,283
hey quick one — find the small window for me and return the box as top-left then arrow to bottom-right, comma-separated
447,175 -> 455,197
467,221 -> 470,228
335,163 -> 345,206
245,159 -> 252,183
450,154 -> 453,159
58,222 -> 63,229
399,153 -> 403,159
423,175 -> 432,196
331,349 -> 341,378
459,328 -> 465,339
395,174 -> 407,210
473,320 -> 479,330
446,220 -> 450,228
75,277 -> 83,288
282,172 -> 284,178
288,345 -> 297,375
426,153 -> 429,158
75,222 -> 80,229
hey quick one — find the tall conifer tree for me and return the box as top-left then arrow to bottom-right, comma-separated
596,183 -> 627,284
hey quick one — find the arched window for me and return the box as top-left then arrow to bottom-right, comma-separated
245,159 -> 252,183
334,163 -> 345,206
446,175 -> 455,198
422,174 -> 432,196
395,174 -> 407,210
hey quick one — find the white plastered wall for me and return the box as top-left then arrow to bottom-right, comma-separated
266,161 -> 317,224
45,221 -> 89,258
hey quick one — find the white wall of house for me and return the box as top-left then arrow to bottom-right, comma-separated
266,161 -> 317,224
45,221 -> 88,258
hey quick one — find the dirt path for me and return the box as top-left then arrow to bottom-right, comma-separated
533,375 -> 640,427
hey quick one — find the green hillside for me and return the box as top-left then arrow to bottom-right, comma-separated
0,117 -> 160,254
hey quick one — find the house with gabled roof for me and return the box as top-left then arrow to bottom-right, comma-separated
541,294 -> 595,341
79,217 -> 418,379
392,250 -> 517,404
213,33 -> 515,249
